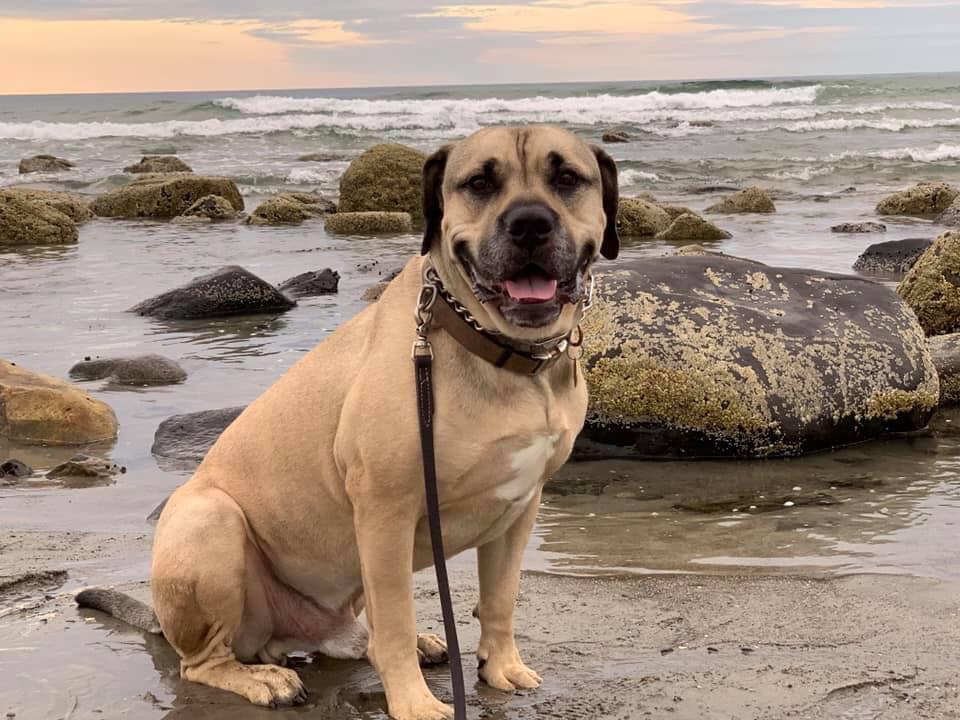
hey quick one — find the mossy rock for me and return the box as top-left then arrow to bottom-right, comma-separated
615,198 -> 671,237
656,213 -> 732,242
337,144 -> 426,221
0,359 -> 118,445
246,193 -> 335,226
177,195 -> 237,222
877,182 -> 958,217
124,156 -> 193,174
659,204 -> 697,220
0,191 -> 77,245
897,230 -> 960,335
90,175 -> 244,219
19,155 -> 74,174
706,187 -> 776,214
576,255 -> 938,459
1,188 -> 92,224
325,211 -> 413,235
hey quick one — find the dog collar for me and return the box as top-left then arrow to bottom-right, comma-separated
414,264 -> 587,376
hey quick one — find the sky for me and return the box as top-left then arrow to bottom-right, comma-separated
2,0 -> 959,94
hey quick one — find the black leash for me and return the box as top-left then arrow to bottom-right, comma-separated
413,271 -> 468,720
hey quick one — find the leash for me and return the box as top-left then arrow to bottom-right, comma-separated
413,270 -> 468,720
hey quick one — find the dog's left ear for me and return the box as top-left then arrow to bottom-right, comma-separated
591,146 -> 620,260
421,144 -> 452,256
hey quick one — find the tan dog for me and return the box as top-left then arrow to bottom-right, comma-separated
147,126 -> 618,719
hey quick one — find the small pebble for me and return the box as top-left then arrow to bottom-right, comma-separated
784,501 -> 795,507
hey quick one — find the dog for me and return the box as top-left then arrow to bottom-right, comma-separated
79,125 -> 618,720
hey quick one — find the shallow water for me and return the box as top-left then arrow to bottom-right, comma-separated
2,185 -> 960,584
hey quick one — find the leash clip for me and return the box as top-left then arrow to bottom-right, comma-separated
413,266 -> 441,358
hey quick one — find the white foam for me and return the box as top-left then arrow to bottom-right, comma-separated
619,169 -> 661,185
868,144 -> 960,162
775,117 -> 960,133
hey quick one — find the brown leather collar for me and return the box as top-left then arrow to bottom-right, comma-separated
427,276 -> 580,376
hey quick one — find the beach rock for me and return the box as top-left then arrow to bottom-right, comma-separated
19,155 -> 74,174
2,189 -> 93,224
325,211 -> 413,235
0,459 -> 33,481
246,193 -> 334,226
131,266 -> 296,320
362,282 -> 391,302
659,204 -> 697,220
0,359 -> 118,445
90,175 -> 243,220
47,454 -> 124,480
832,222 -> 887,234
938,197 -> 960,227
671,245 -> 763,264
338,144 -> 426,221
152,407 -> 245,465
615,198 -> 671,237
656,213 -> 732,242
853,237 -> 932,274
575,255 -> 938,459
929,333 -> 960,405
897,230 -> 960,336
69,354 -> 187,386
602,131 -> 630,143
124,156 -> 193,174
0,191 -> 78,245
877,182 -> 959,217
705,187 -> 776,214
278,269 -> 340,298
175,194 -> 237,222
297,153 -> 343,162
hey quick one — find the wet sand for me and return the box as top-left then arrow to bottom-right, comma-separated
2,527 -> 959,720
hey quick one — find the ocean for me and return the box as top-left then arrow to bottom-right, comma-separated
3,73 -> 960,199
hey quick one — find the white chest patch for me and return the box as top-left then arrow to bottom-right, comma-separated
496,434 -> 560,503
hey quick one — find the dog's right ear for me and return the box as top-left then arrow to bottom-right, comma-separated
421,144 -> 452,255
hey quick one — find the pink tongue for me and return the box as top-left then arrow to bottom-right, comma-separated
504,274 -> 558,303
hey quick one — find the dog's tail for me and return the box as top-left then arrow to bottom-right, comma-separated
75,588 -> 163,635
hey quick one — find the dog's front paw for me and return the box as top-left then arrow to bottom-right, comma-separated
478,653 -> 542,691
417,633 -> 449,667
388,689 -> 454,720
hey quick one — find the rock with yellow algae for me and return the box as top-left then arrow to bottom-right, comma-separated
897,231 -> 960,336
576,255 -> 938,458
337,144 -> 426,221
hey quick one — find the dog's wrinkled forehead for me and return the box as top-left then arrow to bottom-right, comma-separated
443,126 -> 599,194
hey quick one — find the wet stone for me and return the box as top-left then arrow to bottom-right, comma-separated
854,237 -> 932,274
69,354 -> 187,386
47,454 -> 125,480
278,269 -> 340,298
151,406 -> 246,468
832,222 -> 887,234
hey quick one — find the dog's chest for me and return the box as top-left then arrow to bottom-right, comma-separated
495,433 -> 561,505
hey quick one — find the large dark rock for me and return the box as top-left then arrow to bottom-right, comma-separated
130,266 -> 296,320
0,459 -> 33,483
69,354 -> 187,386
152,407 -> 245,466
278,269 -> 340,298
853,237 -> 932,274
576,255 -> 938,459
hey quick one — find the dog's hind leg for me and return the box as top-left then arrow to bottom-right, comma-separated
151,486 -> 306,708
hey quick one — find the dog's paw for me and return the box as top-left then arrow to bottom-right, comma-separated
417,633 -> 448,667
478,654 -> 542,692
388,690 -> 454,720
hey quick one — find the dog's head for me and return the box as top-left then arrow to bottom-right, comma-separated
421,126 -> 618,340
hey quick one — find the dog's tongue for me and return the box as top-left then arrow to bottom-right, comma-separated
504,272 -> 558,303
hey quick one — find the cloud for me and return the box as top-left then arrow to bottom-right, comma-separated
424,1 -> 719,35
246,19 -> 383,46
743,0 -> 953,7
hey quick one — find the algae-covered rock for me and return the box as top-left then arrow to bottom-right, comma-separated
69,354 -> 187,386
602,131 -> 630,143
659,204 -> 697,221
19,155 -> 74,174
897,230 -> 960,336
325,211 -> 413,235
338,144 -> 426,221
124,156 -> 193,174
656,213 -> 732,242
615,198 -> 671,237
877,182 -> 958,217
576,255 -> 938,459
853,237 -> 931,275
0,359 -> 118,445
175,194 -> 237,222
2,189 -> 93,224
938,197 -> 960,227
832,222 -> 887,234
245,193 -> 334,226
90,175 -> 243,219
706,186 -> 776,214
929,333 -> 960,405
0,191 -> 78,245
131,266 -> 296,320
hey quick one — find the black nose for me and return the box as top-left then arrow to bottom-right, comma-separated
503,203 -> 555,249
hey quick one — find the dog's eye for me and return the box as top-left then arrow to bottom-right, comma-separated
557,170 -> 580,190
468,175 -> 493,194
